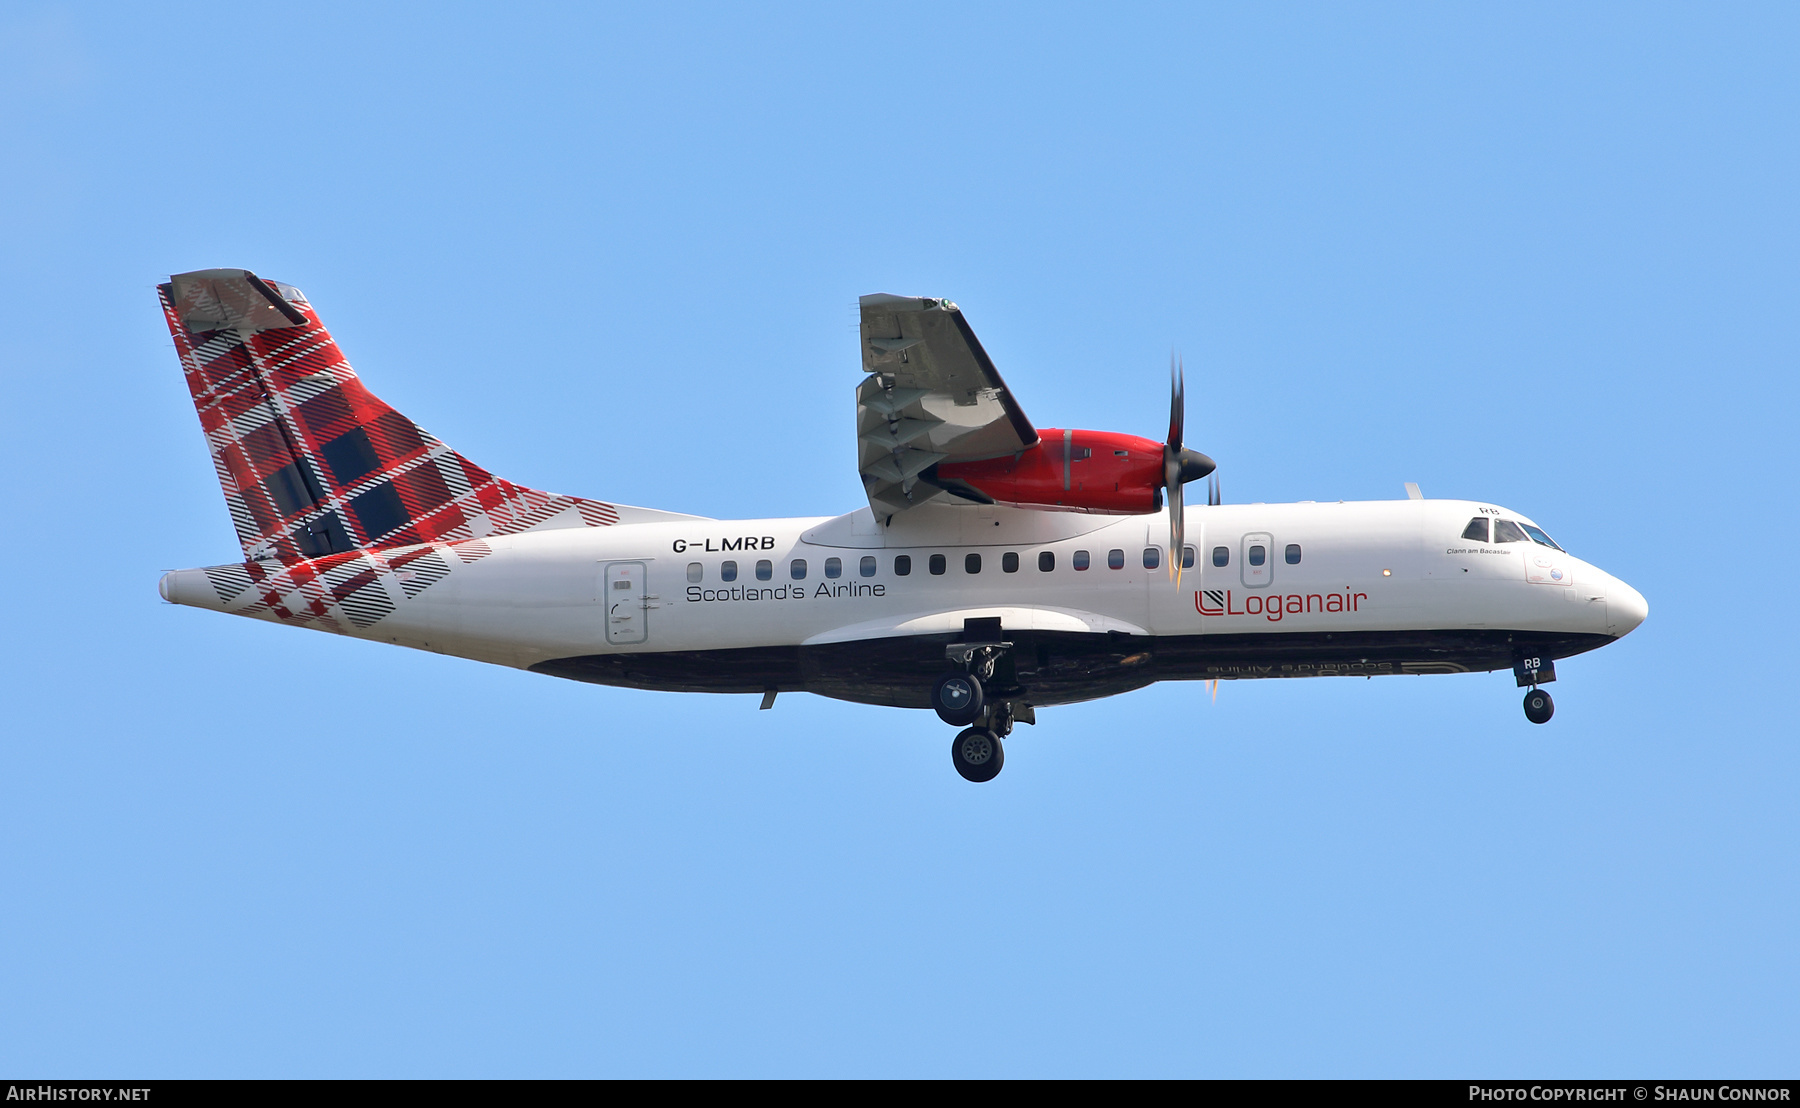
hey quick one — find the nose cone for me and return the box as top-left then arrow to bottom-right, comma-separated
1608,578 -> 1648,637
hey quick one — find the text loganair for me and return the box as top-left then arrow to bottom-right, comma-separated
1196,588 -> 1368,621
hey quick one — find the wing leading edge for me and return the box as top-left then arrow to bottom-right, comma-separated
857,294 -> 1038,516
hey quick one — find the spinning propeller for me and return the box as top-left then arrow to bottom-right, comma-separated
1162,355 -> 1216,587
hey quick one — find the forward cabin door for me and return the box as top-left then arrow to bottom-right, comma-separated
604,561 -> 651,645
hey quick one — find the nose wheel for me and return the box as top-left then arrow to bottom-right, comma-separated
1523,688 -> 1554,724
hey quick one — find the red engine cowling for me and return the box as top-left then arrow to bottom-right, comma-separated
934,429 -> 1166,514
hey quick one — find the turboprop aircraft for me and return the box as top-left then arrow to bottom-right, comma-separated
155,269 -> 1647,782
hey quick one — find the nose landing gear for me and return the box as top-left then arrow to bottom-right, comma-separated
1523,688 -> 1554,724
1514,655 -> 1556,725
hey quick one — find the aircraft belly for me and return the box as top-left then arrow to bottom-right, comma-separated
530,627 -> 1615,708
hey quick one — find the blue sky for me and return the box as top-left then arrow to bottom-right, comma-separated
2,2 -> 1795,1077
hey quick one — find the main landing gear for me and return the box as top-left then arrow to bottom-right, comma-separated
952,726 -> 1004,782
931,672 -> 985,726
936,629 -> 1027,783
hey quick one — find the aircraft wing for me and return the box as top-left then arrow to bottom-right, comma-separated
856,294 -> 1039,515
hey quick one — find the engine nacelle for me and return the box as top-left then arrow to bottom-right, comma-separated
933,429 -> 1166,514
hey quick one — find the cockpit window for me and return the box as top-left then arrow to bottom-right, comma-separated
1493,520 -> 1528,544
1461,518 -> 1489,543
1520,523 -> 1564,552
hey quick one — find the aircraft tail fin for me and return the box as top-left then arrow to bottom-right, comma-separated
160,269 -> 690,564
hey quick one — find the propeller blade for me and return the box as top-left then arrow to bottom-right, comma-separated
1168,475 -> 1184,587
1167,354 -> 1184,450
1208,473 -> 1221,507
1164,354 -> 1188,587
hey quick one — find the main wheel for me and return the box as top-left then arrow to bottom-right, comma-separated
951,727 -> 1005,783
932,672 -> 985,726
1523,688 -> 1554,725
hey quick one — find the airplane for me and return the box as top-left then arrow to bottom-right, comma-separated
155,269 -> 1648,782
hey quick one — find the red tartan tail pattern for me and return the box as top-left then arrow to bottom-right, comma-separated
160,268 -> 618,566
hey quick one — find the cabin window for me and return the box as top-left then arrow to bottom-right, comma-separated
824,557 -> 842,579
860,555 -> 877,578
1521,523 -> 1564,551
1038,551 -> 1055,572
929,554 -> 947,575
686,562 -> 703,583
965,553 -> 982,574
1493,520 -> 1528,544
1461,518 -> 1489,543
1073,550 -> 1090,571
894,555 -> 911,576
755,559 -> 773,581
721,560 -> 738,582
1003,552 -> 1020,573
1182,546 -> 1196,569
1212,546 -> 1229,567
1285,544 -> 1302,565
1107,548 -> 1125,570
791,559 -> 807,580
1248,544 -> 1266,567
1142,547 -> 1160,570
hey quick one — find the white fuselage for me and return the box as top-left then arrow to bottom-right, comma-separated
163,498 -> 1646,703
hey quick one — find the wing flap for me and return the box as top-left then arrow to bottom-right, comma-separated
856,294 -> 1038,515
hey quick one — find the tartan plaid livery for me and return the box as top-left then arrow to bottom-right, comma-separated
162,268 -> 617,629
197,538 -> 493,634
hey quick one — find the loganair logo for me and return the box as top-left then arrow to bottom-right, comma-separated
1196,588 -> 1368,622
